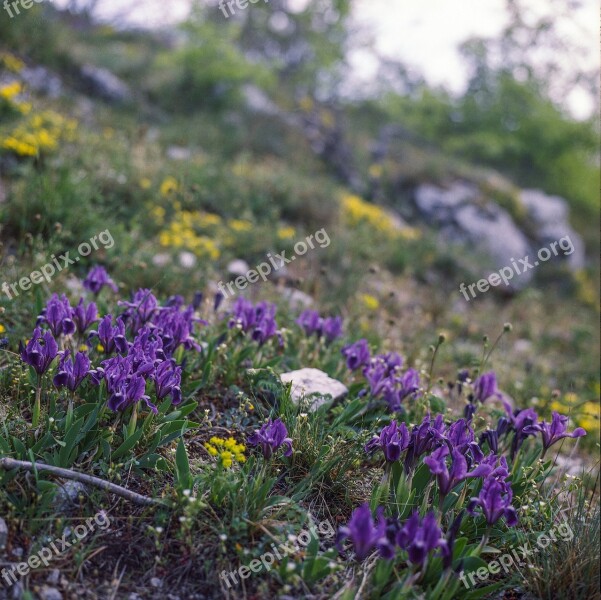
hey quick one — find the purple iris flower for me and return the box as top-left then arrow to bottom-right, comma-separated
229,299 -> 278,346
473,371 -> 501,402
152,359 -> 182,405
212,292 -> 223,312
507,407 -> 539,458
397,511 -> 444,566
363,359 -> 391,397
72,298 -> 99,335
19,328 -> 58,375
96,354 -> 157,414
119,289 -> 159,334
468,475 -> 518,527
398,368 -> 420,401
337,504 -> 392,560
424,447 -> 492,498
252,312 -> 278,346
247,418 -> 293,459
479,429 -> 500,454
403,414 -> 445,472
297,310 -> 323,336
37,294 -> 76,337
83,266 -> 118,295
523,412 -> 586,456
89,315 -> 128,355
53,351 -> 90,392
365,420 -> 411,462
342,339 -> 370,371
444,418 -> 484,467
322,317 -> 343,343
153,305 -> 202,356
108,373 -> 153,413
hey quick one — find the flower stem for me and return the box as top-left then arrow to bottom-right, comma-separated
32,376 -> 42,428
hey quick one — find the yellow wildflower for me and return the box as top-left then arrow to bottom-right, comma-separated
277,226 -> 296,240
139,178 -> 152,190
0,53 -> 25,72
361,294 -> 380,310
0,324 -> 5,334
228,219 -> 252,232
160,177 -> 180,197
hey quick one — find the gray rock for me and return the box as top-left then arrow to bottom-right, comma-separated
46,569 -> 60,585
280,368 -> 348,411
454,203 -> 532,286
414,182 -> 475,221
227,259 -> 250,277
38,588 -> 62,600
166,146 -> 192,161
520,189 -> 585,270
150,577 -> 163,588
79,65 -> 132,104
53,481 -> 87,512
414,182 -> 533,288
281,288 -> 314,310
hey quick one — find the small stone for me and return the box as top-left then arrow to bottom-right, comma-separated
227,259 -> 250,277
46,569 -> 60,585
280,368 -> 348,411
178,252 -> 197,269
39,588 -> 62,600
150,577 -> 163,588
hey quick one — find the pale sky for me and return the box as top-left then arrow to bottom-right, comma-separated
50,0 -> 599,118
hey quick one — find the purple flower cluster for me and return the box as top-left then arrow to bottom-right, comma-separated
228,298 -> 279,346
90,326 -> 182,414
36,294 -> 99,339
247,418 -> 293,459
19,267 -> 199,416
296,310 -> 343,344
83,266 -> 118,295
337,504 -> 449,567
342,343 -> 420,412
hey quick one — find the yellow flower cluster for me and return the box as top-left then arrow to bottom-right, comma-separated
1,111 -> 77,157
157,205 -> 221,259
204,436 -> 246,468
277,226 -> 296,240
341,194 -> 421,240
0,82 -> 31,115
228,219 -> 252,232
0,52 -> 25,73
0,324 -> 6,334
160,176 -> 180,197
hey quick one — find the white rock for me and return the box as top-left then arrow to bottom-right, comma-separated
178,252 -> 197,269
152,253 -> 171,267
166,146 -> 192,161
227,259 -> 250,277
281,288 -> 314,310
280,368 -> 348,411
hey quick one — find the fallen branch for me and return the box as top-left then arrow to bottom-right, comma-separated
0,457 -> 169,507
